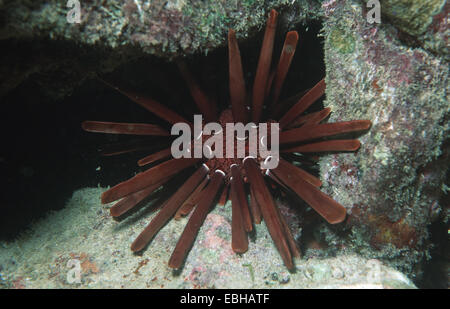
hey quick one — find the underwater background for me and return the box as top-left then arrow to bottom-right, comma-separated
0,0 -> 448,289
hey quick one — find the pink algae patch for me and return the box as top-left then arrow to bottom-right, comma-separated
202,214 -> 237,264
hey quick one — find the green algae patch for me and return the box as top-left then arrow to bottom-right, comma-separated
329,28 -> 355,54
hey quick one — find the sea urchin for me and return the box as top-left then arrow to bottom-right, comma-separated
82,9 -> 371,270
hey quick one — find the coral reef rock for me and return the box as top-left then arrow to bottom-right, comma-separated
0,0 -> 320,97
0,188 -> 416,289
319,0 -> 448,281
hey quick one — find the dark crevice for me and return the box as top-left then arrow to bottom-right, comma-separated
0,21 -> 325,242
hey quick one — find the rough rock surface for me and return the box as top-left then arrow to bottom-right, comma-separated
0,0 -> 321,97
318,0 -> 448,280
377,0 -> 449,59
0,188 -> 416,289
1,0 -> 323,56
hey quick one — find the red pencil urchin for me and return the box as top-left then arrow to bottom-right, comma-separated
82,9 -> 371,270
